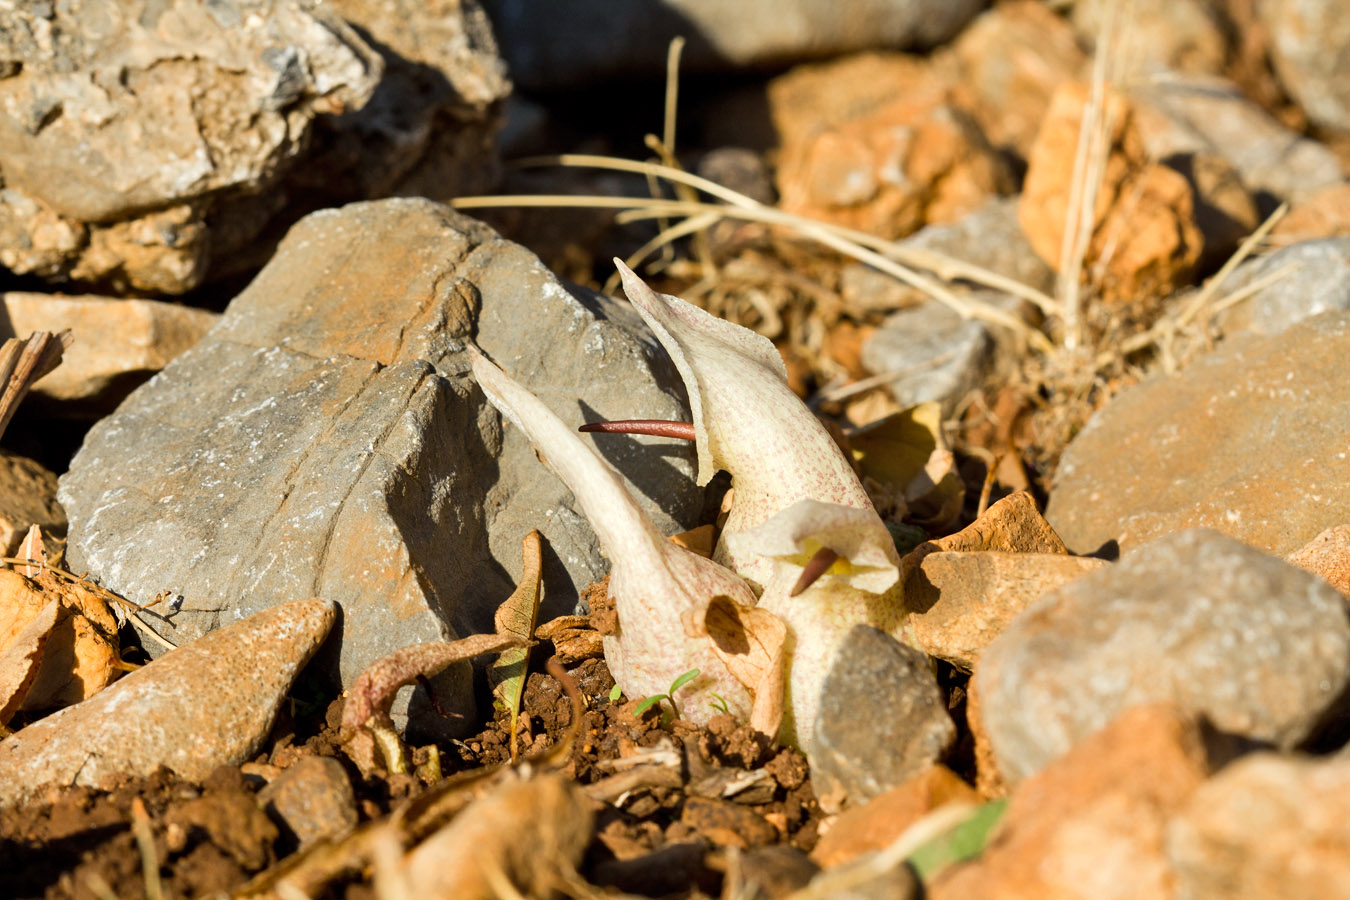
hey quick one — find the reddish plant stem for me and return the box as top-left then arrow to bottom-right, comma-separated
579,419 -> 696,440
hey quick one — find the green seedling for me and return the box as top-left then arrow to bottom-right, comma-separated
633,668 -> 701,726
907,798 -> 1008,881
708,692 -> 731,716
608,683 -> 622,703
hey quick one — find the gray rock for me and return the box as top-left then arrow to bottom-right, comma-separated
1216,238 -> 1350,337
860,295 -> 1017,415
259,756 -> 359,848
57,198 -> 702,724
482,0 -> 984,90
809,625 -> 955,813
0,0 -> 507,294
1046,310 -> 1350,557
1262,0 -> 1350,132
842,199 -> 1056,315
297,0 -> 508,201
0,598 -> 335,808
0,1 -> 379,223
1130,74 -> 1344,203
977,530 -> 1350,785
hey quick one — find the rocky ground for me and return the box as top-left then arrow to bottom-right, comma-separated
2,0 -> 1350,898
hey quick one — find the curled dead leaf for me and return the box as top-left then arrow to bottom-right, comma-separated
341,633 -> 524,776
0,568 -> 120,711
389,772 -> 594,900
0,598 -> 59,726
703,596 -> 787,739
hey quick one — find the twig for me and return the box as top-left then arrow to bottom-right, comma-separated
1173,201 -> 1289,329
0,330 -> 73,439
130,798 -> 165,900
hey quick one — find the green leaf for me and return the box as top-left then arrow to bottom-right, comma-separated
609,683 -> 622,703
633,695 -> 664,717
906,799 -> 1008,881
668,668 -> 701,695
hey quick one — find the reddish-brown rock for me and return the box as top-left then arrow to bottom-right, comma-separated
812,764 -> 979,867
770,53 -> 1011,239
932,704 -> 1210,900
906,551 -> 1105,670
0,598 -> 335,808
1288,524 -> 1350,598
1167,753 -> 1350,900
1018,82 -> 1203,308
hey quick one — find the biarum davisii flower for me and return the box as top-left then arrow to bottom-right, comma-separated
613,261 -> 887,590
467,346 -> 786,736
610,262 -> 909,748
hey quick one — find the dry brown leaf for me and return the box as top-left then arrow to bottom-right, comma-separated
535,615 -> 604,665
704,595 -> 787,739
669,524 -> 716,558
341,633 -> 523,776
17,525 -> 44,578
392,773 -> 594,900
490,530 -> 543,761
0,568 -> 120,710
0,598 -> 59,725
849,403 -> 965,527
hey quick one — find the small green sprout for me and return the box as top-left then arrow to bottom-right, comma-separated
608,683 -> 622,704
708,692 -> 731,716
633,668 -> 701,726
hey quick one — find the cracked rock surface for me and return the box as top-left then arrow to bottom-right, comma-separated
58,198 -> 701,725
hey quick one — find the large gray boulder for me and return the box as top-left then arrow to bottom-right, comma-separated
0,0 -> 507,294
58,198 -> 702,723
482,0 -> 985,90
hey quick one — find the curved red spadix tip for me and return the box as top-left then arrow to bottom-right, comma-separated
578,419 -> 696,441
789,547 -> 840,597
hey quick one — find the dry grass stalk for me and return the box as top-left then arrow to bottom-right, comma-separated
454,164 -> 1054,353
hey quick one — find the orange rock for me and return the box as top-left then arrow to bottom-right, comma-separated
1287,524 -> 1350,598
769,53 -> 1011,240
812,764 -> 979,867
965,674 -> 1007,800
1018,82 -> 1203,309
1168,753 -> 1350,899
1271,181 -> 1350,246
902,491 -> 1069,581
947,0 -> 1087,156
931,704 -> 1210,900
906,551 -> 1105,670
